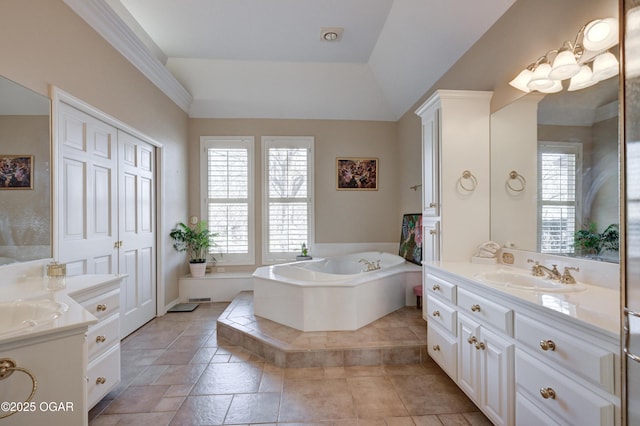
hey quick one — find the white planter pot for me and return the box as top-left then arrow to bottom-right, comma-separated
189,262 -> 207,278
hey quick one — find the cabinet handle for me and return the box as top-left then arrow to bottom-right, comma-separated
470,304 -> 481,312
475,342 -> 486,350
432,310 -> 440,317
539,339 -> 556,351
429,202 -> 437,208
432,344 -> 440,351
96,304 -> 107,312
429,229 -> 438,235
467,336 -> 477,344
432,284 -> 440,291
96,377 -> 107,385
539,387 -> 556,400
96,335 -> 106,343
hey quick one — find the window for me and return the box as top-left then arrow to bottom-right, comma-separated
200,137 -> 254,265
538,142 -> 582,254
629,141 -> 640,259
262,136 -> 314,263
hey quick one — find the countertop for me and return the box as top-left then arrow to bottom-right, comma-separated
423,261 -> 620,338
0,274 -> 124,347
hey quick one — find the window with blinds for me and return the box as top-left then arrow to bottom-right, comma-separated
538,142 -> 581,253
629,141 -> 640,259
200,137 -> 254,265
262,137 -> 314,263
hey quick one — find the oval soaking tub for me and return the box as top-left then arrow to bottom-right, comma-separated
252,251 -> 421,331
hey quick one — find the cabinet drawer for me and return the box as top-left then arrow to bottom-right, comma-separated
516,350 -> 615,426
87,343 -> 121,409
426,295 -> 456,335
515,314 -> 615,392
426,274 -> 456,304
427,322 -> 457,380
87,314 -> 120,360
458,288 -> 513,335
516,392 -> 561,426
80,288 -> 120,322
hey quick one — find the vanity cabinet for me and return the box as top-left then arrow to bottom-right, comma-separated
423,265 -> 620,426
415,90 -> 492,262
70,278 -> 122,409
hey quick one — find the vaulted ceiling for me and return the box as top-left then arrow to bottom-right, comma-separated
72,0 -> 516,121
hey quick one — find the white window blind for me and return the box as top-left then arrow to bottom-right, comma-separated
538,143 -> 581,253
629,141 -> 640,258
263,137 -> 314,263
201,137 -> 254,265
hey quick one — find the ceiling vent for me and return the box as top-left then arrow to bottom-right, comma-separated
320,27 -> 344,42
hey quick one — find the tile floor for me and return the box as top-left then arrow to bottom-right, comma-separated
89,301 -> 491,425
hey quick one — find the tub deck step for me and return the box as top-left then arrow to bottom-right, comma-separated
216,291 -> 428,368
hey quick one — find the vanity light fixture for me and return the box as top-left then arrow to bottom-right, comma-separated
509,17 -> 619,93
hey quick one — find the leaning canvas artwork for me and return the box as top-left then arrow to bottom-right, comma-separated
399,213 -> 422,265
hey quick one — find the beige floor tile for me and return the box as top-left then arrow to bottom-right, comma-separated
412,415 -> 445,426
279,378 -> 357,422
170,394 -> 233,425
103,385 -> 170,414
191,361 -> 264,394
152,363 -> 207,386
224,392 -> 280,423
462,412 -> 493,426
390,375 -> 477,416
348,376 -> 409,419
90,412 -> 175,425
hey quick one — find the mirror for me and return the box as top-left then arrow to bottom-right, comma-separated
0,76 -> 51,265
491,75 -> 619,263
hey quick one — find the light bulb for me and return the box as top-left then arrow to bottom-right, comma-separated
549,50 -> 580,80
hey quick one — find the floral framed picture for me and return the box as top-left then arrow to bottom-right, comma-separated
399,213 -> 422,265
0,155 -> 33,189
336,157 -> 378,190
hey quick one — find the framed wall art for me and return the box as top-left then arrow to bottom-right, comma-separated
399,213 -> 422,265
336,157 -> 378,190
0,155 -> 33,189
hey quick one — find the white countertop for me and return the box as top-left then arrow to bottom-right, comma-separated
424,261 -> 620,338
0,274 -> 124,346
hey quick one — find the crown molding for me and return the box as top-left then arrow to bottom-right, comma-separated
63,0 -> 192,113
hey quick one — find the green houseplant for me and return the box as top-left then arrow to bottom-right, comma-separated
574,223 -> 619,257
169,220 -> 217,277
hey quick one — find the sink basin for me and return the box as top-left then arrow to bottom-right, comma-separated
0,299 -> 69,337
475,270 -> 586,293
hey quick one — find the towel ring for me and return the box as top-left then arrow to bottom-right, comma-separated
458,170 -> 477,192
506,171 -> 526,192
0,358 -> 38,419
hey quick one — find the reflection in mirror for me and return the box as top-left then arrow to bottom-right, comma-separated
491,76 -> 619,263
0,76 -> 51,265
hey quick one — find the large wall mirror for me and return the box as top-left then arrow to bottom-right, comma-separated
0,76 -> 51,265
491,71 -> 619,263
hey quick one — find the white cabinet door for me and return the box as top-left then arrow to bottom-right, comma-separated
118,130 -> 157,338
422,220 -> 440,263
421,106 -> 440,217
458,313 -> 481,401
57,102 -> 118,276
479,326 -> 514,426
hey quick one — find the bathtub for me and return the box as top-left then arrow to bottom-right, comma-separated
252,251 -> 421,331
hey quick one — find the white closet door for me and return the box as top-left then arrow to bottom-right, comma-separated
57,102 -> 118,275
118,130 -> 156,337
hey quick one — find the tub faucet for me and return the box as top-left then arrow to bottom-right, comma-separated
359,258 -> 380,272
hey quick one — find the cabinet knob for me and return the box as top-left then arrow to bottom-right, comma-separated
467,336 -> 477,344
432,284 -> 440,291
470,304 -> 481,312
428,202 -> 437,208
539,387 -> 556,400
432,310 -> 440,317
432,344 -> 440,351
475,342 -> 486,350
96,377 -> 107,385
539,339 -> 556,351
429,229 -> 437,235
96,304 -> 107,312
96,335 -> 106,343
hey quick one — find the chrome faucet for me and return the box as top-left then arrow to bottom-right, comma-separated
359,258 -> 380,272
527,259 -> 561,280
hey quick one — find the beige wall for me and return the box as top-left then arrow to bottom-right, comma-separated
189,118 -> 400,266
0,0 -> 189,304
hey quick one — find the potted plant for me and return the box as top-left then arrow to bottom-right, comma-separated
169,220 -> 217,277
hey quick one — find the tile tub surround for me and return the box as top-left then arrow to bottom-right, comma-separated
217,291 -> 428,368
89,301 -> 491,425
